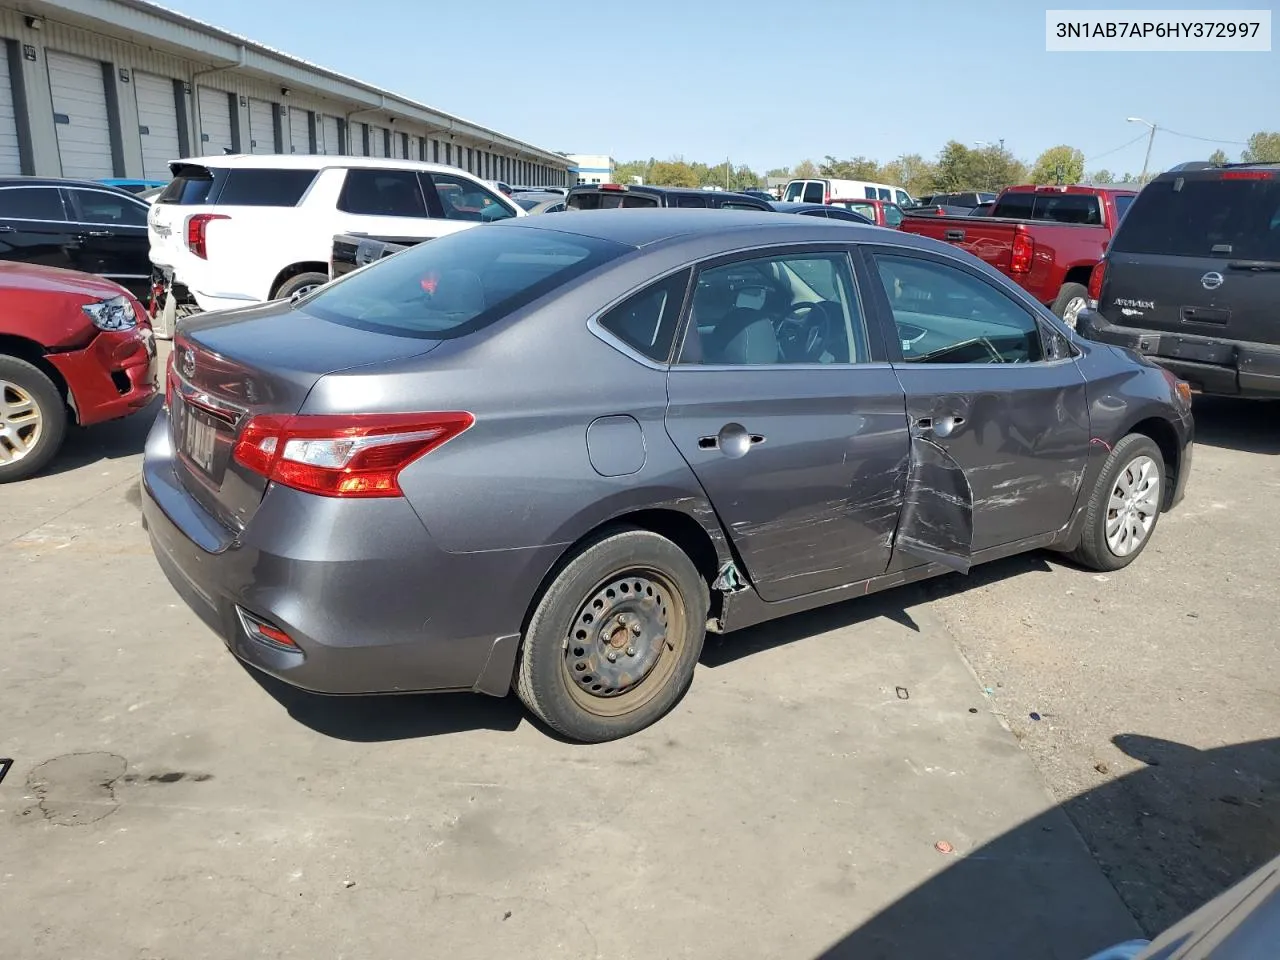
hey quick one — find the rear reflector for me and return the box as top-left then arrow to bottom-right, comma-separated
1010,232 -> 1035,274
232,411 -> 475,498
237,608 -> 299,649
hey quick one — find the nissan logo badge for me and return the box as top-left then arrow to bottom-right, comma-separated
1201,272 -> 1224,291
181,347 -> 196,378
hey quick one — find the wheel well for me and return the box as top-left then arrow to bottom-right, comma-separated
1128,417 -> 1180,509
520,508 -> 723,637
0,335 -> 72,416
269,262 -> 329,299
1061,266 -> 1093,290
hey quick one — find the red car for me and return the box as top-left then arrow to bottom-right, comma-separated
0,263 -> 157,481
827,197 -> 907,228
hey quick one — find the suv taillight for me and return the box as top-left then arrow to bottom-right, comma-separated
186,213 -> 229,260
1010,232 -> 1034,274
1088,260 -> 1107,302
232,412 -> 475,498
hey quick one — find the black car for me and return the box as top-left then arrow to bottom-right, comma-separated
565,183 -> 773,211
1079,162 -> 1280,398
770,201 -> 875,224
0,177 -> 152,300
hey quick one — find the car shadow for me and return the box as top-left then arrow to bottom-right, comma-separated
38,399 -> 160,478
242,665 -> 527,742
1191,395 -> 1280,455
815,734 -> 1280,959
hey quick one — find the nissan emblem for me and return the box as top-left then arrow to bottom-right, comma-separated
1201,272 -> 1224,291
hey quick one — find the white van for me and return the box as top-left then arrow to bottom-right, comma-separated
783,178 -> 914,208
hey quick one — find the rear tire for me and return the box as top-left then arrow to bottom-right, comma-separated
0,355 -> 67,483
515,528 -> 709,743
275,271 -> 329,301
1069,434 -> 1165,572
1051,282 -> 1090,329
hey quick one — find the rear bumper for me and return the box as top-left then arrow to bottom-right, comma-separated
140,408 -> 548,697
1079,311 -> 1280,398
46,326 -> 157,426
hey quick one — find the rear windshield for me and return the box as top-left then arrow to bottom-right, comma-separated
567,191 -> 660,210
1111,175 -> 1280,261
301,225 -> 630,339
156,166 -> 217,204
991,192 -> 1102,224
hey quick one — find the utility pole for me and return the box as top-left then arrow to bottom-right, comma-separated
1127,117 -> 1158,182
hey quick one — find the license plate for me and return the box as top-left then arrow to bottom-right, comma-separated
179,402 -> 218,474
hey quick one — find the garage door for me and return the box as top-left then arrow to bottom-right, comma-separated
320,115 -> 339,155
408,134 -> 422,162
368,124 -> 386,158
46,50 -> 113,179
288,107 -> 309,154
0,42 -> 20,175
197,86 -> 233,156
248,98 -> 274,154
133,71 -> 179,180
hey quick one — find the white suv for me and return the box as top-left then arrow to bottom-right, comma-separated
147,154 -> 524,320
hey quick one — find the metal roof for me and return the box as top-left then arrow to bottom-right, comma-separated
22,0 -> 571,168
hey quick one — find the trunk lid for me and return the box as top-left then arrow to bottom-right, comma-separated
1101,172 -> 1280,346
169,300 -> 440,531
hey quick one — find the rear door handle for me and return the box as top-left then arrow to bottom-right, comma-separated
699,423 -> 765,457
84,230 -> 113,237
0,225 -> 14,233
944,229 -> 965,241
914,415 -> 965,438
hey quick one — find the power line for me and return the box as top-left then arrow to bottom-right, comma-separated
1084,132 -> 1149,164
1160,128 -> 1250,146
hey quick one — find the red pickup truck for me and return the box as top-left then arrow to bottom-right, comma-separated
898,185 -> 1137,327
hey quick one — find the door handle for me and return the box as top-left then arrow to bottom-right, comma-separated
914,415 -> 965,438
944,229 -> 965,241
699,423 -> 765,457
84,230 -> 113,237
0,225 -> 14,233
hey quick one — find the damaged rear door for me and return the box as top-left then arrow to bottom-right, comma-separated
663,247 -> 910,602
861,247 -> 1091,571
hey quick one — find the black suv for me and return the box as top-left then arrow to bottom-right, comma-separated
0,177 -> 152,300
565,184 -> 773,211
1079,162 -> 1280,398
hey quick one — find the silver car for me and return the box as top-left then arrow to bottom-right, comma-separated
143,210 -> 1193,742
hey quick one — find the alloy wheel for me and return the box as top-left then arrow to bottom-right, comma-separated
1105,454 -> 1160,557
0,380 -> 43,464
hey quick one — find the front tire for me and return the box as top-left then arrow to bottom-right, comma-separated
0,355 -> 67,482
1070,434 -> 1165,571
516,528 -> 709,743
1051,282 -> 1090,329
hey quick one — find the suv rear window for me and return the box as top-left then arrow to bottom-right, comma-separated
301,226 -> 630,339
1111,175 -> 1280,261
156,166 -> 217,205
217,168 -> 317,206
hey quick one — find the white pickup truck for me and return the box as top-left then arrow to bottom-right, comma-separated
146,154 -> 523,331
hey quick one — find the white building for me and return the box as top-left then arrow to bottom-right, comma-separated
0,0 -> 572,186
566,153 -> 614,185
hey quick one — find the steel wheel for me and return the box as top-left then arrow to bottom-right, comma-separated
0,379 -> 42,465
562,568 -> 688,718
1105,454 -> 1161,557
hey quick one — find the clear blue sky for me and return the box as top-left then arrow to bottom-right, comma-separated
168,0 -> 1277,175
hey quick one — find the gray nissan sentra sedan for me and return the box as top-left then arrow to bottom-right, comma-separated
142,209 -> 1193,742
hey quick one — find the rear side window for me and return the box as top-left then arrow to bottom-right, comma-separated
877,188 -> 891,201
1112,175 -> 1280,261
802,182 -> 824,204
339,169 -> 428,218
218,169 -> 318,206
675,194 -> 707,208
991,192 -> 1035,219
0,187 -> 67,220
597,269 -> 690,362
302,226 -> 630,339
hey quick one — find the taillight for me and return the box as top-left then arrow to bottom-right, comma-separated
1010,232 -> 1034,274
164,350 -> 177,410
232,412 -> 475,498
1088,259 -> 1107,302
1222,170 -> 1274,180
186,213 -> 229,260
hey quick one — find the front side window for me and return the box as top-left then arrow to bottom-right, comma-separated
782,181 -> 805,202
597,269 -> 690,363
678,252 -> 868,366
303,226 -> 629,338
338,169 -> 428,217
428,173 -> 515,222
872,253 -> 1044,364
69,189 -> 148,226
883,204 -> 905,227
1,187 -> 68,221
895,190 -> 912,207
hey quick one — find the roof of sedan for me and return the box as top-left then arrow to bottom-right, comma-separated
504,208 -> 884,248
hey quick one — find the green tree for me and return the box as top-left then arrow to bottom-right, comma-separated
932,141 -> 978,191
881,153 -> 937,197
969,145 -> 1026,192
612,159 -> 649,184
1208,148 -> 1230,166
765,166 -> 790,179
1030,145 -> 1085,185
820,155 -> 881,180
1086,168 -> 1115,184
1241,131 -> 1280,163
647,159 -> 699,188
1119,171 -> 1139,183
735,164 -> 759,189
793,159 -> 820,179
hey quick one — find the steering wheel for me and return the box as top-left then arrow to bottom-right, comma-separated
775,302 -> 830,363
